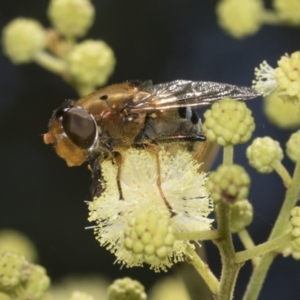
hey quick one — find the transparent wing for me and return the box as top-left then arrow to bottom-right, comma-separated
128,80 -> 261,113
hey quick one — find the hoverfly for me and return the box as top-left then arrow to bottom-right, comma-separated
43,80 -> 260,199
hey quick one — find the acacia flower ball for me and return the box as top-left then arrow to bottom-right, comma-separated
274,0 -> 300,25
216,0 -> 263,39
253,52 -> 300,103
281,207 -> 300,260
230,199 -> 253,233
0,252 -> 30,292
107,277 -> 146,300
88,148 -> 213,272
0,229 -> 38,263
23,265 -> 50,300
67,40 -> 116,87
48,0 -> 95,37
202,98 -> 255,146
206,164 -> 250,204
2,18 -> 46,64
264,90 -> 300,129
286,130 -> 300,163
246,137 -> 283,173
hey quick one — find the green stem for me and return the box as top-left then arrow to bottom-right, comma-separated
272,160 -> 292,187
223,145 -> 233,165
186,245 -> 219,296
33,51 -> 67,75
261,10 -> 282,26
237,229 -> 260,267
235,233 -> 291,264
175,229 -> 220,241
215,201 -> 242,300
213,144 -> 243,299
243,157 -> 300,300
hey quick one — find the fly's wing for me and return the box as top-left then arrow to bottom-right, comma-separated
128,80 -> 261,113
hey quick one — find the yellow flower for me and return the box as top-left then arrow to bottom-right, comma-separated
67,40 -> 116,87
264,90 -> 300,129
253,52 -> 300,104
274,0 -> 300,25
216,0 -> 263,39
88,148 -> 213,272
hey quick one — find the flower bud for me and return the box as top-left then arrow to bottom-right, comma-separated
23,265 -> 50,299
107,277 -> 147,300
203,98 -> 255,146
246,137 -> 283,173
275,52 -> 300,103
230,199 -> 253,232
2,18 -> 46,64
286,130 -> 300,163
206,164 -> 250,204
67,40 -> 116,87
0,230 -> 38,263
216,0 -> 263,39
48,0 -> 95,37
274,0 -> 300,25
264,90 -> 300,129
124,210 -> 175,265
0,252 -> 30,292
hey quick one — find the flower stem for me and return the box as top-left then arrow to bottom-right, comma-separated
243,157 -> 300,300
237,229 -> 260,267
261,10 -> 282,26
212,144 -> 243,299
186,245 -> 219,296
33,51 -> 67,75
223,145 -> 233,165
175,229 -> 220,241
235,232 -> 291,264
272,160 -> 292,187
215,201 -> 242,300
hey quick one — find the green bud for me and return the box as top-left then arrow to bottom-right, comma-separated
286,130 -> 300,163
107,277 -> 147,300
203,98 -> 255,146
0,230 -> 38,263
246,137 -> 283,173
206,164 -> 250,204
124,210 -> 175,264
67,40 -> 116,87
2,18 -> 46,64
23,264 -> 50,299
230,199 -> 253,233
0,252 -> 30,292
48,0 -> 95,37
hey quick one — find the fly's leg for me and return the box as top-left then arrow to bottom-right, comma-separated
113,152 -> 124,200
193,139 -> 207,162
88,157 -> 104,198
146,144 -> 176,217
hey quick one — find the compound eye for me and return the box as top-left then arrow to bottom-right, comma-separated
62,107 -> 96,149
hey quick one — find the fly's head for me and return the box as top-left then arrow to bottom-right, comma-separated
43,100 -> 99,166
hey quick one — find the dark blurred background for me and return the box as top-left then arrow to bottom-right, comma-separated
0,0 -> 300,299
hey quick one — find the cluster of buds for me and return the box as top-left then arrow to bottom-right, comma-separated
0,251 -> 50,299
281,207 -> 300,260
2,0 -> 115,96
107,277 -> 147,300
